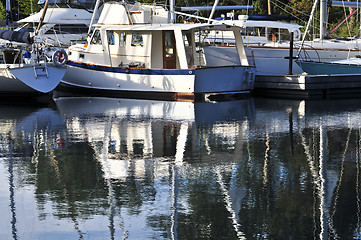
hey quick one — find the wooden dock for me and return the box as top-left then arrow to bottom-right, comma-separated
254,73 -> 361,99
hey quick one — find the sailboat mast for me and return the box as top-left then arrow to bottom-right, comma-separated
88,0 -> 101,35
5,0 -> 11,29
208,0 -> 220,23
320,0 -> 328,39
170,0 -> 175,23
35,0 -> 50,36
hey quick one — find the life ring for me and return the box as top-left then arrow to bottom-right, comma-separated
52,49 -> 68,67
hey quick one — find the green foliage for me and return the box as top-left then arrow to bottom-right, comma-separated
0,1 -> 5,20
18,0 -> 40,16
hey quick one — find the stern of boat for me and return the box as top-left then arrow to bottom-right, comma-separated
194,65 -> 255,96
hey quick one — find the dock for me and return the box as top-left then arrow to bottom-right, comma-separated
254,73 -> 361,99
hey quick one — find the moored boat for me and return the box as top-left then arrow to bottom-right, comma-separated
0,44 -> 67,97
60,2 -> 256,101
0,0 -> 67,98
296,58 -> 361,75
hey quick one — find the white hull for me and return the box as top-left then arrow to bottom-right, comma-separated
61,62 -> 255,101
247,42 -> 361,75
0,64 -> 66,95
61,3 -> 255,101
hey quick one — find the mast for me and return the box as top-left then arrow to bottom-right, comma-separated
298,0 -> 319,56
35,0 -> 50,36
320,0 -> 328,39
88,0 -> 101,35
268,0 -> 272,15
208,0 -> 220,23
170,0 -> 175,23
5,0 -> 11,29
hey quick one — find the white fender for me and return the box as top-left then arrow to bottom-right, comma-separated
52,49 -> 68,67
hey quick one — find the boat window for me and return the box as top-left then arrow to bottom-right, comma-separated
279,29 -> 290,41
164,31 -> 174,58
267,28 -> 279,42
119,32 -> 126,46
131,33 -> 143,46
45,24 -> 89,34
107,30 -> 115,45
90,30 -> 102,45
242,27 -> 265,37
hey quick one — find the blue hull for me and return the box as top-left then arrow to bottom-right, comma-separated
297,61 -> 361,75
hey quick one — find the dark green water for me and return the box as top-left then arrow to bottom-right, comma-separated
0,96 -> 361,240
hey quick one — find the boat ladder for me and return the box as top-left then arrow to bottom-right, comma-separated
33,64 -> 48,78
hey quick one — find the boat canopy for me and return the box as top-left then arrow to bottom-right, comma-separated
94,22 -> 244,32
18,7 -> 93,24
0,29 -> 33,44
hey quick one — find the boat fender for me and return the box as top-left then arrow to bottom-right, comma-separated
52,49 -> 68,67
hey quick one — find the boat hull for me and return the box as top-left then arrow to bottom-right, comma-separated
296,61 -> 361,75
0,64 -> 66,96
61,61 -> 255,101
246,46 -> 361,75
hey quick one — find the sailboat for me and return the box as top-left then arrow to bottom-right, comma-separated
192,0 -> 361,75
16,0 -> 99,47
59,1 -> 255,102
0,0 -> 67,97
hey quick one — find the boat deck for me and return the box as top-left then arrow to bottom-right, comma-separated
254,73 -> 361,99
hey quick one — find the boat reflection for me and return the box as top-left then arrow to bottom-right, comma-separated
0,104 -> 65,240
2,96 -> 361,239
54,97 -> 255,179
252,98 -> 361,240
52,96 -> 361,240
53,96 -> 254,239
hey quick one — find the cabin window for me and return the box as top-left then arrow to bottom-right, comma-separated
107,30 -> 115,45
45,24 -> 89,34
90,30 -> 102,45
131,33 -> 143,46
242,27 -> 265,37
164,31 -> 174,58
119,32 -> 126,46
279,29 -> 290,41
267,28 -> 279,42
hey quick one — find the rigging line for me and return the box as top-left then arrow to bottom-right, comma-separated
340,0 -> 353,37
170,164 -> 178,240
263,133 -> 270,186
298,125 -> 338,237
46,138 -> 84,239
101,116 -> 129,240
329,127 -> 353,240
7,134 -> 18,240
214,166 -> 246,240
299,130 -> 322,192
95,117 -> 127,239
271,0 -> 311,18
319,126 -> 327,240
356,129 -> 361,238
269,1 -> 311,26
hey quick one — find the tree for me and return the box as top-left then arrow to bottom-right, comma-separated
0,1 -> 5,20
18,0 -> 40,17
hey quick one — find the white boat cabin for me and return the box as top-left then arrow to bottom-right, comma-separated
206,15 -> 303,46
68,2 -> 250,70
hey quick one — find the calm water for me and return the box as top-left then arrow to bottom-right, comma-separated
1,96 -> 361,240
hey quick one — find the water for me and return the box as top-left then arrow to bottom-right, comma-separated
0,96 -> 361,240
